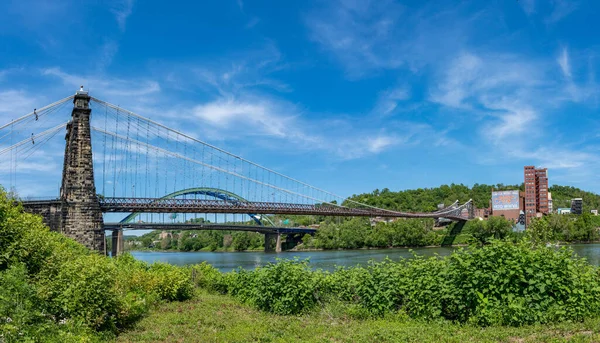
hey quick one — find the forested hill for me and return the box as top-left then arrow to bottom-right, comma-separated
344,184 -> 600,212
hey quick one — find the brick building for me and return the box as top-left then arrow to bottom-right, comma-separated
524,166 -> 550,226
490,190 -> 524,223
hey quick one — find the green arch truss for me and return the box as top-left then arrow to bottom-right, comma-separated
119,187 -> 275,226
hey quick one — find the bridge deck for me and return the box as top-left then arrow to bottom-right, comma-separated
103,222 -> 316,234
97,197 -> 470,220
20,197 -> 471,221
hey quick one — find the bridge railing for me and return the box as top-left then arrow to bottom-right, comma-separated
98,197 -> 471,220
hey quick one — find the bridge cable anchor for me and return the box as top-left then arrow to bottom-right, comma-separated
31,133 -> 35,145
34,108 -> 38,121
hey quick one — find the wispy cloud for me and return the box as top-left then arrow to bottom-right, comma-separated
97,40 -> 119,70
164,43 -> 291,97
192,97 -> 295,138
111,0 -> 134,31
546,0 -> 578,24
42,67 -> 160,97
428,48 -> 600,175
371,86 -> 411,117
0,90 -> 38,118
558,47 -> 572,79
305,0 -> 405,77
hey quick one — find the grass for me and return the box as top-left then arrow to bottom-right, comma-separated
116,290 -> 600,343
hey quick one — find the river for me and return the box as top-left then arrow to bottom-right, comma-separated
130,243 -> 600,272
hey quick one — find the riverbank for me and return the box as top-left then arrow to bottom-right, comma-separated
128,243 -> 600,271
116,290 -> 600,343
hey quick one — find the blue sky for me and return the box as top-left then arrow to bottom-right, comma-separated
1,0 -> 600,199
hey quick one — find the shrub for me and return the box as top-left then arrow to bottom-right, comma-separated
0,187 -> 194,339
444,241 -> 600,326
190,262 -> 227,293
36,253 -> 119,330
227,259 -> 322,315
221,241 -> 600,327
148,262 -> 195,301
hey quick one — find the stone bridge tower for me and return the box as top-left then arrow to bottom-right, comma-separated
59,89 -> 105,252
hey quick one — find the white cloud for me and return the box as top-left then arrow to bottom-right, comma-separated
111,0 -> 134,31
42,68 -> 160,97
546,0 -> 578,24
306,0 -> 405,77
185,94 -> 415,160
97,40 -> 119,70
371,86 -> 411,117
192,97 -> 294,137
431,52 -> 542,109
165,44 -> 290,97
0,90 -> 36,116
484,106 -> 537,141
558,47 -> 571,79
366,135 -> 397,153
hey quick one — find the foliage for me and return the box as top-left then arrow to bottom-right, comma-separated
189,262 -> 227,293
147,263 -> 195,301
215,241 -> 600,327
527,214 -> 599,244
132,229 -> 264,252
226,259 -> 323,315
0,187 -> 193,340
304,217 -> 442,250
465,216 -> 513,245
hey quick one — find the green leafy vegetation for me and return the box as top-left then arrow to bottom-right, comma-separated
301,217 -> 443,249
194,241 -> 600,327
128,229 -> 265,252
0,188 -> 193,342
527,213 -> 600,243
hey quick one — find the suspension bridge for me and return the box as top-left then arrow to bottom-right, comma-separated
0,88 -> 473,256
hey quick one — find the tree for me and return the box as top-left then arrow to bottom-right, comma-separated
526,218 -> 554,245
469,219 -> 490,246
487,216 -> 512,240
232,232 -> 250,251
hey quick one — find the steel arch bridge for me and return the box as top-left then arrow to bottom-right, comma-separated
118,187 -> 275,227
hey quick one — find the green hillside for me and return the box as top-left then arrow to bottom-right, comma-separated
344,183 -> 600,213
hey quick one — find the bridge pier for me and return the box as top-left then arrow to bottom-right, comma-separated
264,232 -> 282,253
59,90 -> 105,252
111,230 -> 124,257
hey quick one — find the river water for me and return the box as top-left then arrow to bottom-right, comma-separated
130,243 -> 600,272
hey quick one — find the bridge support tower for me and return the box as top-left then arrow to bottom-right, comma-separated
59,90 -> 105,253
264,232 -> 282,253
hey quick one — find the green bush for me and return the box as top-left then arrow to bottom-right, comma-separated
221,241 -> 600,326
37,253 -> 119,330
190,261 -> 227,293
444,241 -> 600,326
148,262 -> 195,301
0,187 -> 194,340
227,259 -> 322,315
